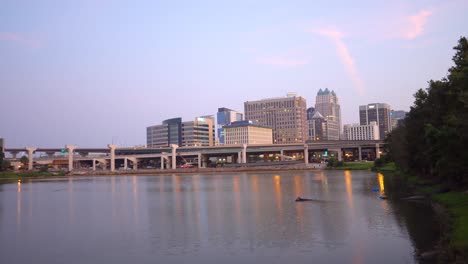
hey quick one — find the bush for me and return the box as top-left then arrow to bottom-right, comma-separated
327,157 -> 344,168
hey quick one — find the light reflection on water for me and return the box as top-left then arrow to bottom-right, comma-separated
0,171 -> 436,264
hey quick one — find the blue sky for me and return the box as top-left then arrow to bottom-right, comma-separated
1,0 -> 467,147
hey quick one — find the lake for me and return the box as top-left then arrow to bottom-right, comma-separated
0,170 -> 440,263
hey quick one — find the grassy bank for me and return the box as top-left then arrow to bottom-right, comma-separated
434,192 -> 468,258
0,171 -> 65,179
377,163 -> 468,261
327,161 -> 375,170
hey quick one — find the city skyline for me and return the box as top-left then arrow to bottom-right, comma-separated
1,0 -> 468,147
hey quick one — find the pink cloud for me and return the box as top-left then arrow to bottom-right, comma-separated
312,28 -> 364,96
256,56 -> 309,67
0,32 -> 41,48
404,9 -> 433,39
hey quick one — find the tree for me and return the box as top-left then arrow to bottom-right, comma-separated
387,37 -> 468,187
20,156 -> 28,166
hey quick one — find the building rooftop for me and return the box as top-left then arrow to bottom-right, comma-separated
223,120 -> 272,129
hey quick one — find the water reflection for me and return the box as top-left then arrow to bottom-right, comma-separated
0,171 -> 441,264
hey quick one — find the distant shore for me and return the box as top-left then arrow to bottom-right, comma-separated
0,163 -> 327,179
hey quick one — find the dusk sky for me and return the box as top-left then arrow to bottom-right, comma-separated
1,0 -> 467,148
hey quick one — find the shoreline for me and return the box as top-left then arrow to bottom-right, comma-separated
0,164 -> 327,179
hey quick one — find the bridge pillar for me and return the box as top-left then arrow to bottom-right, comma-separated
242,144 -> 247,164
25,147 -> 37,170
375,144 -> 381,159
9,151 -> 19,159
304,144 -> 309,164
161,154 -> 165,170
198,153 -> 202,168
170,144 -> 178,169
237,152 -> 241,164
133,158 -> 138,170
280,149 -> 284,161
65,145 -> 76,172
337,149 -> 343,162
358,146 -> 362,161
124,157 -> 128,170
108,144 -> 117,172
92,159 -> 96,171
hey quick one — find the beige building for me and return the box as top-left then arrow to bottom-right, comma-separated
244,95 -> 307,144
344,121 -> 380,140
182,116 -> 215,147
224,121 -> 272,145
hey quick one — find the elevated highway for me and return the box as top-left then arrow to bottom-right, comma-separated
5,140 -> 384,172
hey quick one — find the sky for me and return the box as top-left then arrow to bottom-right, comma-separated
1,0 -> 467,148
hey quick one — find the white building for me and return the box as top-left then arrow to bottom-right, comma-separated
344,121 -> 380,140
224,121 -> 272,145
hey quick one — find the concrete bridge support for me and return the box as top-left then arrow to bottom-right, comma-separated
304,145 -> 309,164
280,149 -> 284,161
242,144 -> 247,164
127,157 -> 138,170
108,144 -> 117,172
65,145 -> 76,172
171,144 -> 178,169
237,152 -> 242,164
10,151 -> 19,159
376,144 -> 381,159
25,147 -> 37,170
93,159 -> 107,171
124,158 -> 128,170
161,154 -> 165,169
198,153 -> 202,168
358,146 -> 362,161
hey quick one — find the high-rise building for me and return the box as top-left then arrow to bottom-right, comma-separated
244,95 -> 307,144
359,103 -> 392,140
306,107 -> 315,120
182,116 -> 215,147
224,120 -> 272,145
344,121 -> 380,140
146,116 -> 215,147
146,118 -> 182,147
308,111 -> 327,141
314,88 -> 341,139
390,110 -> 408,129
216,107 -> 243,144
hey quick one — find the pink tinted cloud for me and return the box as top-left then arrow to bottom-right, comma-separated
0,32 -> 41,48
312,28 -> 364,96
256,56 -> 309,67
404,9 -> 433,39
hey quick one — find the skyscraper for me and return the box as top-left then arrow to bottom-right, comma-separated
390,110 -> 408,129
146,118 -> 182,147
244,95 -> 308,144
359,103 -> 392,140
314,88 -> 341,140
216,107 -> 243,144
146,116 -> 215,147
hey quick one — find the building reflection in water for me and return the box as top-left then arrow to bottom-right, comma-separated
273,175 -> 283,225
344,170 -> 354,211
17,181 -> 21,229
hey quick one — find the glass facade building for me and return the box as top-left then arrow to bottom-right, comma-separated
216,108 -> 243,144
359,103 -> 392,140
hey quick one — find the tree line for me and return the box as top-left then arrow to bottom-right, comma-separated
386,37 -> 468,187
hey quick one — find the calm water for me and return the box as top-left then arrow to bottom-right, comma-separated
0,171 -> 440,264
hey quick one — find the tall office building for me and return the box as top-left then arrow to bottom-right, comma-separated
306,107 -> 315,120
308,111 -> 327,141
147,116 -> 215,147
359,103 -> 392,140
146,118 -> 182,147
216,107 -> 243,144
244,94 -> 308,144
182,116 -> 215,147
314,88 -> 341,139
